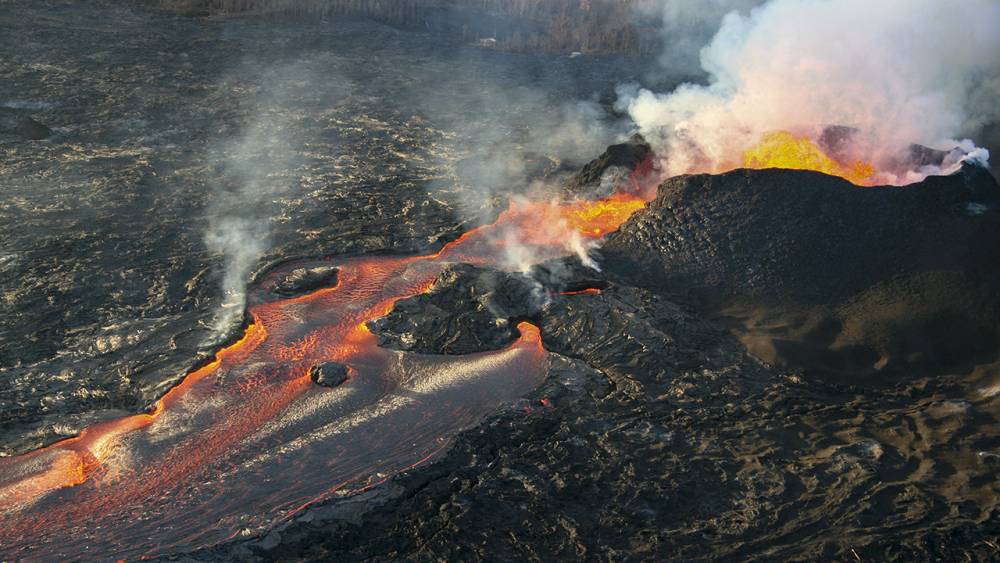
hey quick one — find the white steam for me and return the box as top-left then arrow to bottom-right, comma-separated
499,194 -> 601,274
633,0 -> 764,76
204,70 -> 306,337
473,100 -> 617,274
619,0 -> 1000,184
417,73 -> 627,275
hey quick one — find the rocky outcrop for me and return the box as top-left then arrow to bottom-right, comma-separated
309,362 -> 350,387
272,266 -> 339,297
563,134 -> 651,197
367,264 -> 543,355
0,109 -> 51,140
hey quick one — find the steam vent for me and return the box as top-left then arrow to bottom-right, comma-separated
2,0 -> 999,561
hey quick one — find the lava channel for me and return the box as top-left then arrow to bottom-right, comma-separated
0,179 -> 654,560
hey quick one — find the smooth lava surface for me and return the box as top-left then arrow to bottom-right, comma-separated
0,185 -> 651,560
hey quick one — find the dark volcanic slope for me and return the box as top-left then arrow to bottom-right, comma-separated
602,165 -> 1000,379
603,164 -> 1000,304
206,164 -> 1000,562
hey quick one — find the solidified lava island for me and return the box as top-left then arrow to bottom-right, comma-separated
1,1 -> 999,561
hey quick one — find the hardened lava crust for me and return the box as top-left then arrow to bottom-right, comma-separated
2,2 -> 999,561
207,161 -> 1000,562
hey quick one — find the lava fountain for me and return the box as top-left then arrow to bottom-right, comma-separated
742,130 -> 876,185
0,171 -> 655,560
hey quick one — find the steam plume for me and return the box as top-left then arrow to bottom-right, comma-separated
633,0 -> 764,76
620,0 -> 1000,184
204,67 -> 306,337
416,72 -> 627,273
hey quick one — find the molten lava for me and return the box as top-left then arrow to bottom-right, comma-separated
477,192 -> 648,249
0,171 -> 655,560
743,130 -> 875,185
560,288 -> 603,296
563,192 -> 649,238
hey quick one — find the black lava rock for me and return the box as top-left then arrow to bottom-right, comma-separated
528,257 -> 607,293
0,109 -> 51,140
273,266 -> 338,296
309,362 -> 350,387
15,116 -> 51,140
564,133 -> 651,197
601,164 -> 1000,378
538,284 -> 752,399
367,264 -> 543,355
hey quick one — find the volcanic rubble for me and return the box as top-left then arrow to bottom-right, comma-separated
308,362 -> 351,388
204,143 -> 1000,561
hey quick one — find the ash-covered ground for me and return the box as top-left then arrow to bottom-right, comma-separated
2,1 -> 999,561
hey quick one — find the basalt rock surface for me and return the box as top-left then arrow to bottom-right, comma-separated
272,265 -> 339,297
0,109 -> 51,140
367,264 -> 542,355
537,284 -> 763,399
308,362 -> 350,387
601,164 -> 1000,379
564,133 -> 651,197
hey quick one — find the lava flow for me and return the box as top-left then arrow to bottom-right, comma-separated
0,179 -> 652,560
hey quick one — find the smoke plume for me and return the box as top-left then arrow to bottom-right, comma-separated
619,0 -> 1000,184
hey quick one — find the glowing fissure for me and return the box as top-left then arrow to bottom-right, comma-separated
0,173 -> 652,560
560,288 -> 603,296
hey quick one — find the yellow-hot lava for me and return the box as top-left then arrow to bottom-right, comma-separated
743,130 -> 875,185
563,192 -> 649,238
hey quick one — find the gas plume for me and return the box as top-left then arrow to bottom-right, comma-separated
633,0 -> 764,76
414,65 -> 630,275
619,0 -> 1000,184
204,65 -> 311,337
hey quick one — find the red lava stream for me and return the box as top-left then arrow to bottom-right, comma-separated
0,183 -> 652,560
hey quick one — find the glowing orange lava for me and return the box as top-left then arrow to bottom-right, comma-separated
560,288 -> 603,296
0,165 -> 657,560
743,130 -> 875,185
563,192 -> 649,238
464,192 -> 648,251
